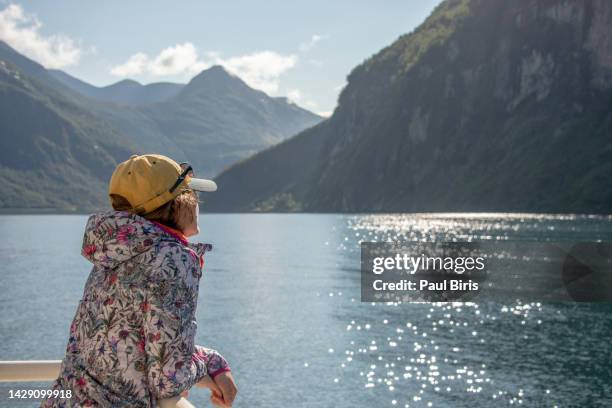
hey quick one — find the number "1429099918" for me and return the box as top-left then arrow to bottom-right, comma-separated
8,389 -> 72,399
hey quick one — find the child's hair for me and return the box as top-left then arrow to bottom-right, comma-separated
110,189 -> 199,232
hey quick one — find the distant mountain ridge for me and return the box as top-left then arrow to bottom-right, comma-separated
0,58 -> 134,210
48,69 -> 185,105
0,41 -> 322,210
91,64 -> 323,176
206,0 -> 612,213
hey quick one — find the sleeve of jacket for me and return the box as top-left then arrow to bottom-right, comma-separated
143,242 -> 210,399
193,345 -> 231,378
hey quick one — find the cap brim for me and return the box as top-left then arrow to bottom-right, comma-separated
188,177 -> 217,192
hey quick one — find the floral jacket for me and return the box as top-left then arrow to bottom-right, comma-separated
41,210 -> 230,408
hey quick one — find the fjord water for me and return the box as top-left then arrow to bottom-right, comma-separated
0,214 -> 611,407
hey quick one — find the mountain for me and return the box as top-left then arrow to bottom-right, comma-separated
206,0 -> 612,214
0,42 -> 322,210
48,69 -> 184,105
140,66 -> 325,174
81,65 -> 323,176
0,59 -> 135,210
0,40 -> 64,87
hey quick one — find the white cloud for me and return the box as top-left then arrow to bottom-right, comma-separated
299,34 -> 326,52
211,51 -> 297,94
112,44 -> 297,95
287,89 -> 302,104
110,52 -> 148,76
317,110 -> 333,118
149,43 -> 206,76
0,4 -> 81,68
285,88 -> 323,112
111,43 -> 209,78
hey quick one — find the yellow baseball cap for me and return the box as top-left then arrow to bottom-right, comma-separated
109,154 -> 217,214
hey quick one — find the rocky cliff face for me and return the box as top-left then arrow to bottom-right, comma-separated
207,0 -> 612,213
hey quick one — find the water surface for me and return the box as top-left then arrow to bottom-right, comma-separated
0,213 -> 611,407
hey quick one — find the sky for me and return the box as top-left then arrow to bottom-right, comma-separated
0,0 -> 441,116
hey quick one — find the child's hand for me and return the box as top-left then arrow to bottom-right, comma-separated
196,372 -> 237,407
212,372 -> 237,407
210,389 -> 226,407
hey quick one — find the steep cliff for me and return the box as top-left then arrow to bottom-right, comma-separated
207,0 -> 612,213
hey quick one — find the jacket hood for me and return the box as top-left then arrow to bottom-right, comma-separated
81,210 -> 211,269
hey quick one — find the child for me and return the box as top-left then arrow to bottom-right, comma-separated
41,154 -> 237,407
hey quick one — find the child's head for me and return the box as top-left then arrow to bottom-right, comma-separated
110,190 -> 200,236
108,154 -> 216,236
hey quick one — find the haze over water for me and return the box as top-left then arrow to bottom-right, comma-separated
1,213 -> 611,407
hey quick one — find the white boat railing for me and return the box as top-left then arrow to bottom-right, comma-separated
0,360 -> 195,408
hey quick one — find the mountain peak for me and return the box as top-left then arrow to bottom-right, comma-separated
179,64 -> 251,100
207,64 -> 231,74
190,65 -> 235,83
106,78 -> 142,89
